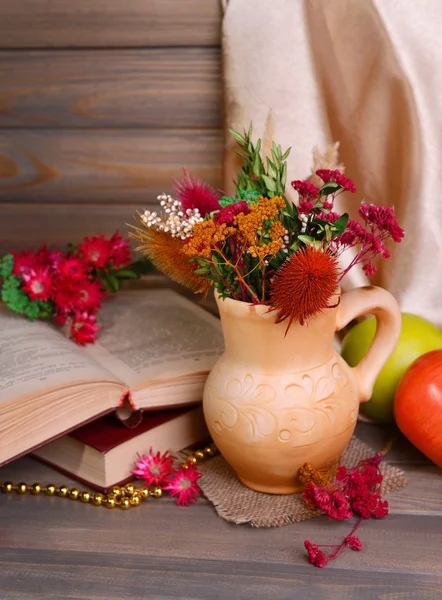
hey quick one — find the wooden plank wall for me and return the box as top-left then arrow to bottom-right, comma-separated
0,0 -> 223,254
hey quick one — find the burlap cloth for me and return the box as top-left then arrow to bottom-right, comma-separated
198,436 -> 407,528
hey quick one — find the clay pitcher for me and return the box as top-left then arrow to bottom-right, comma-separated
203,286 -> 401,494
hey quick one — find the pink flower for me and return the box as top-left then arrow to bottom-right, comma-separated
78,235 -> 113,269
21,265 -> 54,301
163,464 -> 202,506
316,169 -> 357,193
132,449 -> 174,487
174,171 -> 221,215
68,310 -> 100,345
109,231 -> 132,268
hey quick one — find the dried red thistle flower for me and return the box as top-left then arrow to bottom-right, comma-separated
269,246 -> 339,329
173,171 -> 221,216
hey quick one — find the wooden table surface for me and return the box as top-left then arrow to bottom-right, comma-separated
0,422 -> 441,600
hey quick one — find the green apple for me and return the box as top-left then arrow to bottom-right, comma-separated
341,313 -> 442,423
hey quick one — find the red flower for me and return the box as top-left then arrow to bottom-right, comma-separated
11,249 -> 39,279
131,449 -> 174,487
174,171 -> 221,216
302,452 -> 388,567
373,500 -> 389,518
68,311 -> 100,345
76,279 -> 105,310
345,535 -> 362,551
163,464 -> 202,506
270,246 -> 339,329
57,256 -> 90,280
78,235 -> 113,269
53,277 -> 104,312
297,199 -> 315,215
291,180 -> 320,200
109,231 -> 132,268
22,265 -> 54,301
316,169 -> 357,193
214,201 -> 250,225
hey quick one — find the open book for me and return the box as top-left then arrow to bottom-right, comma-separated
0,289 -> 223,467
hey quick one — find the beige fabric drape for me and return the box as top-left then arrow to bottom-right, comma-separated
223,0 -> 442,326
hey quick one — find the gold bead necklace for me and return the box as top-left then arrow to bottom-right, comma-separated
0,444 -> 217,510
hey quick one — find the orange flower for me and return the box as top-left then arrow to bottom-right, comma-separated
270,246 -> 339,329
181,220 -> 234,259
131,228 -> 211,295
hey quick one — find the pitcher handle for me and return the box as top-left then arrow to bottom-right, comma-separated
335,285 -> 402,403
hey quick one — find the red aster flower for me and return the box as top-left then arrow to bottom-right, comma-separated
11,249 -> 39,279
131,449 -> 174,487
76,279 -> 105,310
57,256 -> 91,280
78,235 -> 113,269
109,231 -> 132,268
22,265 -> 54,301
164,464 -> 202,506
270,246 -> 339,329
68,310 -> 100,345
53,277 -> 104,312
53,278 -> 79,312
174,170 -> 221,215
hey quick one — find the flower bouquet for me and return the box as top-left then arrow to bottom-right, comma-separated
131,125 -> 403,325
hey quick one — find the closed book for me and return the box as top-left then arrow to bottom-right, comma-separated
31,405 -> 210,491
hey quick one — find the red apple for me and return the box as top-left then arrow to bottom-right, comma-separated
394,349 -> 442,468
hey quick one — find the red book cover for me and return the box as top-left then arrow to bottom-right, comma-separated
71,407 -> 193,453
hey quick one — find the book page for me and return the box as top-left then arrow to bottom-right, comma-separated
0,310 -> 120,404
85,290 -> 224,389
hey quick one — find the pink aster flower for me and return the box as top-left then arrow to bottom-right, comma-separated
132,449 -> 174,487
21,265 -> 54,301
78,235 -> 113,269
174,170 -> 221,216
164,464 -> 202,506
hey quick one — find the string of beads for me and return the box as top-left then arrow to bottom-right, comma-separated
0,444 -> 217,510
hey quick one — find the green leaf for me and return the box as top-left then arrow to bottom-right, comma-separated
252,153 -> 262,177
331,213 -> 349,236
116,269 -> 138,279
229,129 -> 246,143
281,147 -> 291,161
261,175 -> 276,193
219,195 -> 237,208
281,162 -> 287,188
107,274 -> 120,293
266,158 -> 277,179
298,235 -> 315,245
319,182 -> 341,196
0,254 -> 14,278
